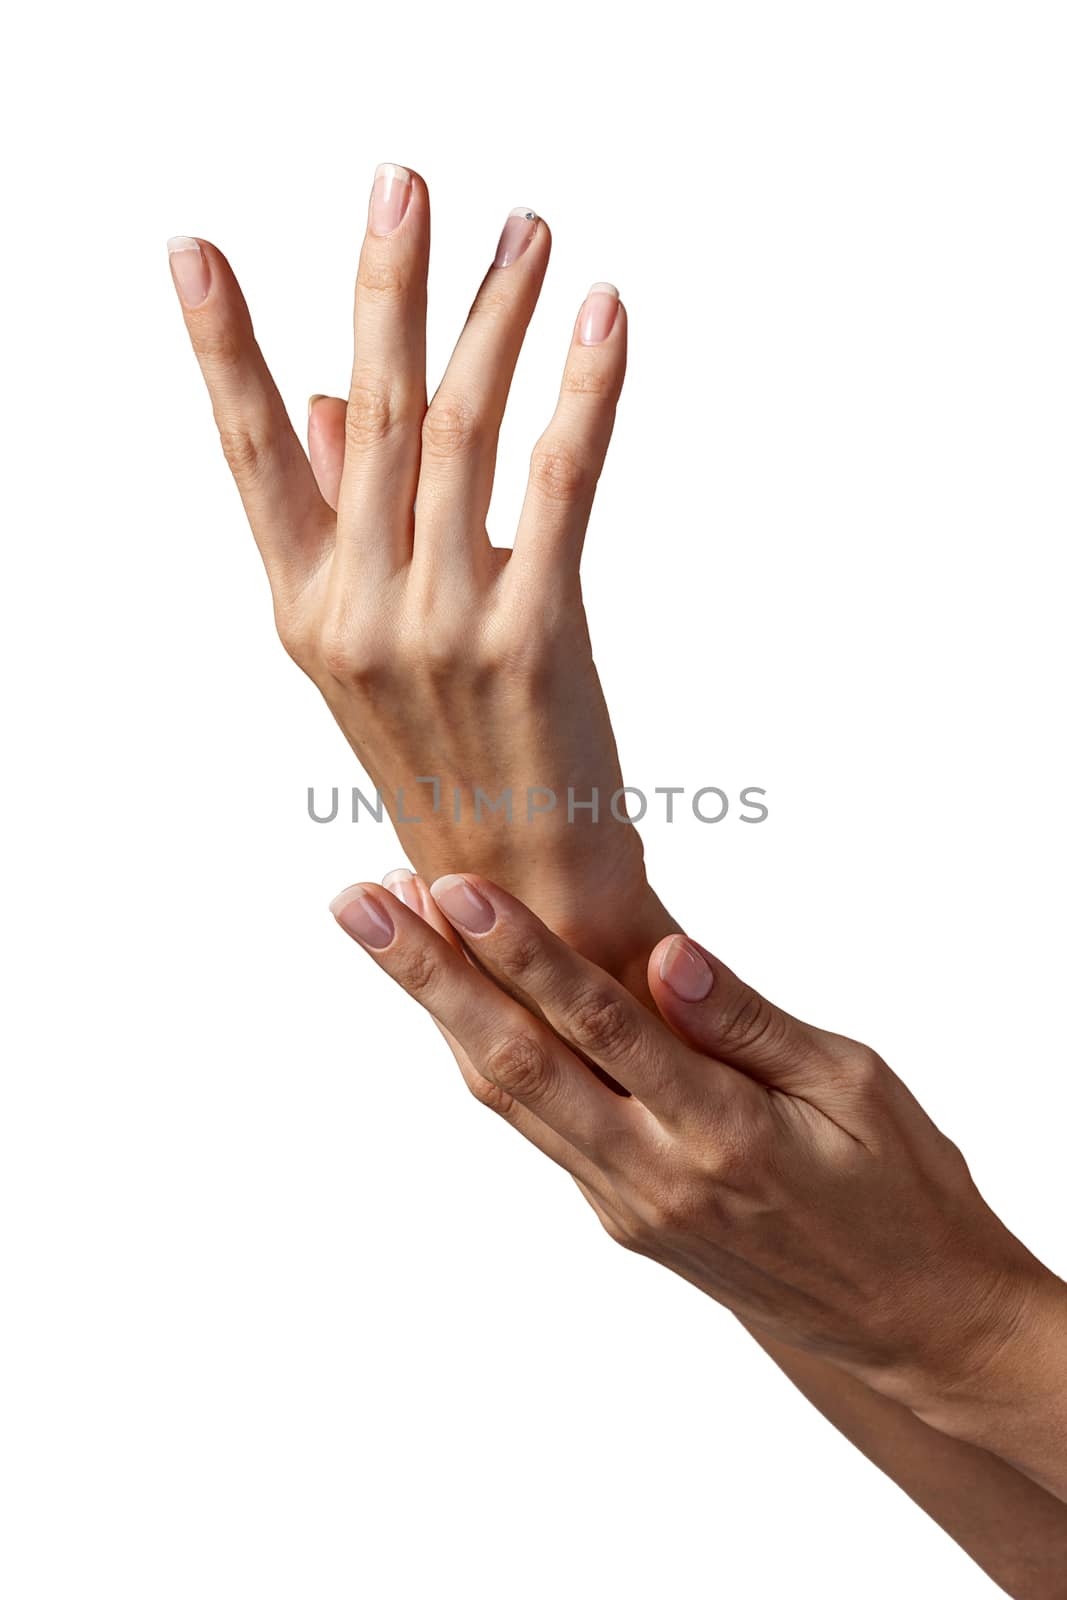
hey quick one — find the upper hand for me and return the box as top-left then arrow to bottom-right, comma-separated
169,167 -> 668,975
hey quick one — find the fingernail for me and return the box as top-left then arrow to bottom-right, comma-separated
308,393 -> 326,418
382,867 -> 422,915
659,936 -> 713,1002
369,163 -> 412,236
578,281 -> 620,346
430,875 -> 496,934
493,206 -> 538,268
329,886 -> 395,949
167,236 -> 210,308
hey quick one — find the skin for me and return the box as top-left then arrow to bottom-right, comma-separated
168,166 -> 673,992
172,167 -> 1067,1591
331,871 -> 1067,1590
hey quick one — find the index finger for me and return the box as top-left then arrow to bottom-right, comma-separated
426,874 -> 750,1126
329,881 -> 642,1165
168,236 -> 332,586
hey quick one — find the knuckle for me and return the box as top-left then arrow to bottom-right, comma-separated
714,987 -> 778,1058
344,377 -> 402,450
566,985 -> 636,1061
499,929 -> 547,986
318,628 -> 354,678
466,1072 -> 517,1120
845,1040 -> 888,1095
597,1211 -> 631,1249
421,394 -> 482,460
391,602 -> 471,680
317,611 -> 383,683
483,603 -> 581,677
217,423 -> 268,485
398,941 -> 440,1001
623,1209 -> 658,1253
618,1220 -> 653,1255
273,605 -> 312,667
194,324 -> 244,371
478,618 -> 547,679
528,438 -> 590,503
469,283 -> 514,324
482,1031 -> 553,1104
561,360 -> 614,399
414,625 -> 470,678
355,254 -> 407,302
814,1031 -> 889,1104
703,1122 -> 755,1187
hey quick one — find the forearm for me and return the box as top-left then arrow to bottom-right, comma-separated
525,880 -> 1067,1577
898,1268 -> 1067,1506
535,880 -> 1067,1557
744,1321 -> 1067,1598
339,864 -> 1067,1591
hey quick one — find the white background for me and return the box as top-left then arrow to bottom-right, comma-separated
3,2 -> 1065,1595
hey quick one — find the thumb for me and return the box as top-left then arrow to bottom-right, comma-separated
648,935 -> 835,1095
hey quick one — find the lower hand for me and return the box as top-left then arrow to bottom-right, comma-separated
329,869 -> 1066,1446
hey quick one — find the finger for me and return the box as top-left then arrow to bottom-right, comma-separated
435,1020 -> 616,1203
649,935 -> 832,1096
427,875 -> 748,1124
381,866 -> 483,1096
381,868 -> 515,1120
330,883 -> 641,1162
414,207 -> 550,570
375,873 -> 643,1211
337,163 -> 430,573
307,394 -> 347,511
380,868 -> 584,1175
380,866 -> 465,952
510,282 -> 627,587
379,867 -> 615,1200
167,237 -> 332,585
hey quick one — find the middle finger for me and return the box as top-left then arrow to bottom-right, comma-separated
337,162 -> 430,575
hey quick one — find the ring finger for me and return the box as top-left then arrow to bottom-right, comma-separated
413,206 -> 551,576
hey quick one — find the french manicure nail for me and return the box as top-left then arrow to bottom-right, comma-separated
659,936 -> 713,1002
578,281 -> 620,345
382,867 -> 422,914
430,875 -> 496,934
369,163 -> 412,236
167,236 -> 210,308
308,393 -> 326,418
493,206 -> 538,268
329,887 -> 395,949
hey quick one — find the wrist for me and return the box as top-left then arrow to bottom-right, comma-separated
900,1261 -> 1067,1463
552,875 -> 679,1003
396,800 -> 676,1000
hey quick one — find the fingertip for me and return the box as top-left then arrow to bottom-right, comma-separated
429,873 -> 497,935
382,866 -> 423,916
327,883 -> 361,918
647,935 -> 675,985
577,282 -> 623,347
329,883 -> 396,950
167,234 -> 210,309
654,935 -> 715,1004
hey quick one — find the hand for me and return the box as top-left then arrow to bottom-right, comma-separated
168,166 -> 673,981
328,870 -> 1066,1452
